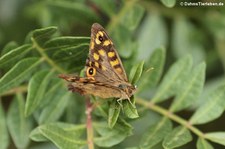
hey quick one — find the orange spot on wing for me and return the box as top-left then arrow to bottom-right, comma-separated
89,61 -> 92,66
86,67 -> 96,77
108,52 -> 115,57
95,38 -> 101,44
98,49 -> 105,56
102,66 -> 106,71
93,53 -> 99,60
95,62 -> 99,68
103,40 -> 111,46
95,31 -> 104,44
90,41 -> 94,50
110,59 -> 119,67
98,31 -> 103,36
116,68 -> 122,74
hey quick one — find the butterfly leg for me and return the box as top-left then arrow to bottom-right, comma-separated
116,98 -> 124,111
127,96 -> 136,109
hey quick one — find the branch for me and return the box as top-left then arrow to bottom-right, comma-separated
85,96 -> 94,149
136,98 -> 205,137
1,85 -> 28,96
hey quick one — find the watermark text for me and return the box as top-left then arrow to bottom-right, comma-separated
180,1 -> 224,7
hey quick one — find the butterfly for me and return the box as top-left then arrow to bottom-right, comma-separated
59,23 -> 136,105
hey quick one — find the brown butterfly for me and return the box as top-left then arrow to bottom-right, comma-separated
59,23 -> 136,105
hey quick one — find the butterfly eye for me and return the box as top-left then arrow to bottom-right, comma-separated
87,67 -> 96,77
98,35 -> 103,42
118,84 -> 126,89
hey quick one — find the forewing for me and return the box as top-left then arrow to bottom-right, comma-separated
85,23 -> 128,85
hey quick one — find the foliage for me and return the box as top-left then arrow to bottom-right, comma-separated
0,0 -> 225,149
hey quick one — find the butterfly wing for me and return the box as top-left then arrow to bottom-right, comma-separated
59,23 -> 136,99
85,23 -> 128,86
58,74 -> 124,99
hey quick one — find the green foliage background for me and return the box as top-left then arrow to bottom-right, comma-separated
0,0 -> 225,149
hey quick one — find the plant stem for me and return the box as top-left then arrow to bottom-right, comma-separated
31,37 -> 67,73
136,98 -> 205,138
85,97 -> 94,149
1,85 -> 28,97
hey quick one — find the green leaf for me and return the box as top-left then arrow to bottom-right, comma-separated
39,80 -> 62,108
44,36 -> 90,51
7,94 -> 33,149
0,101 -> 9,149
152,55 -> 193,103
190,85 -> 225,124
91,0 -> 116,17
108,100 -> 121,128
123,96 -> 139,119
45,37 -> 89,69
111,25 -> 136,58
0,57 -> 42,95
139,47 -> 166,90
48,1 -> 100,24
161,0 -> 176,7
38,91 -> 71,124
28,143 -> 57,149
64,95 -> 85,123
1,41 -> 18,55
0,44 -> 33,68
137,13 -> 167,60
31,123 -> 86,149
172,17 -> 205,63
129,60 -> 145,84
126,147 -> 139,149
197,138 -> 214,149
32,26 -> 57,45
25,70 -> 55,116
170,62 -> 205,112
30,123 -> 85,142
205,132 -> 225,146
140,118 -> 172,149
163,126 -> 192,149
122,4 -> 145,31
194,77 -> 225,111
29,127 -> 48,142
53,44 -> 89,62
94,121 -> 132,147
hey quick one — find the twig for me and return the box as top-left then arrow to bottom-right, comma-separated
85,96 -> 94,149
136,98 -> 205,138
1,85 -> 28,96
